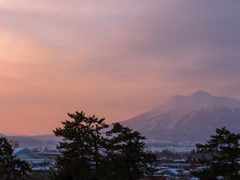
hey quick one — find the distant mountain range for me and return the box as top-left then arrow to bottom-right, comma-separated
2,90 -> 240,149
0,134 -> 61,150
120,90 -> 240,145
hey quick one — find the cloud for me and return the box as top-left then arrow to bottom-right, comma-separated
0,1 -> 240,134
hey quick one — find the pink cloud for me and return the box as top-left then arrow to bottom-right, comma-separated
0,1 -> 240,135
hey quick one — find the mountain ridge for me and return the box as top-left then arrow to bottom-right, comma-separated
2,91 -> 240,147
119,90 -> 240,145
0,133 -> 60,150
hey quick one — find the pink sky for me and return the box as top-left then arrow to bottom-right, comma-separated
1,0 -> 240,135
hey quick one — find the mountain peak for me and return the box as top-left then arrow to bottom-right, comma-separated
127,91 -> 240,129
120,91 -> 240,145
191,90 -> 212,97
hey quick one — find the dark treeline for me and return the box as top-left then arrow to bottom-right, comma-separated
0,111 -> 157,180
1,111 -> 240,180
52,111 -> 156,180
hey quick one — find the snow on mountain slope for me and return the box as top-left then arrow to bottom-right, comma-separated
146,90 -> 240,128
159,90 -> 240,114
120,91 -> 240,144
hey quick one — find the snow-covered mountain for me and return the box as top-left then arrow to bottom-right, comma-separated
120,90 -> 240,145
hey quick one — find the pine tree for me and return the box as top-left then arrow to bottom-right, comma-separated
0,137 -> 31,180
52,111 -> 109,180
53,111 -> 157,180
105,123 -> 156,180
192,127 -> 240,180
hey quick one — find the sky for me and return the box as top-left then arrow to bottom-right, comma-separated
1,0 -> 240,135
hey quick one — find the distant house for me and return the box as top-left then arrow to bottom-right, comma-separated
164,169 -> 178,180
161,163 -> 190,170
24,159 -> 52,168
13,148 -> 50,168
172,159 -> 186,163
13,148 -> 40,159
37,151 -> 63,160
140,175 -> 171,180
191,164 -> 202,170
156,159 -> 173,165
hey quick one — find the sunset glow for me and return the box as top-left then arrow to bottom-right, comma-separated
1,1 -> 240,135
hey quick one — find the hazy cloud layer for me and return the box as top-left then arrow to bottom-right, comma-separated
1,1 -> 240,135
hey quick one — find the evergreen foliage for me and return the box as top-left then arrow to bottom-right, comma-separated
53,111 -> 156,180
0,137 -> 31,180
53,111 -> 109,180
192,127 -> 240,180
105,123 -> 156,180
